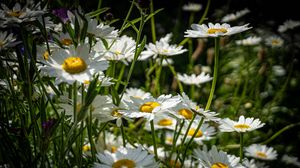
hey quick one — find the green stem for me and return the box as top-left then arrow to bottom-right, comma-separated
198,0 -> 211,24
239,133 -> 244,163
261,122 -> 300,145
115,63 -> 126,90
150,120 -> 158,160
120,0 -> 135,33
190,85 -> 195,100
178,0 -> 211,46
87,109 -> 96,161
120,11 -> 145,100
150,0 -> 157,42
205,37 -> 220,111
73,82 -> 78,123
120,124 -> 127,147
167,63 -> 184,93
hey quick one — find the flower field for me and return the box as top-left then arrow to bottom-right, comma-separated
0,0 -> 299,167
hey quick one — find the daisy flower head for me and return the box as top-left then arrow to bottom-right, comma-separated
245,144 -> 277,160
0,2 -> 45,25
265,36 -> 284,48
92,95 -> 125,127
141,33 -> 187,60
165,131 -> 182,146
182,3 -> 202,12
221,8 -> 250,22
169,92 -> 198,120
184,23 -> 252,38
235,36 -> 262,46
193,145 -> 243,168
120,94 -> 181,121
278,20 -> 300,33
122,88 -> 151,102
281,154 -> 300,167
0,31 -> 17,50
177,72 -> 212,86
144,114 -> 177,130
219,115 -> 265,133
96,131 -> 124,153
242,158 -> 269,168
94,35 -> 136,63
182,121 -> 216,144
94,146 -> 159,168
40,43 -> 109,84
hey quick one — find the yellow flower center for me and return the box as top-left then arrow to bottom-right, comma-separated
43,51 -> 50,60
114,51 -> 122,55
0,41 -> 4,47
61,38 -> 73,46
7,11 -> 22,17
84,80 -> 90,85
111,109 -> 122,117
82,144 -> 91,152
158,118 -> 173,126
62,57 -> 87,74
112,159 -> 136,168
169,160 -> 181,168
211,162 -> 228,168
162,49 -> 169,53
207,28 -> 228,34
111,146 -> 118,153
271,40 -> 279,45
178,108 -> 193,120
166,137 -> 173,144
234,124 -> 250,129
256,151 -> 267,158
139,102 -> 160,113
187,128 -> 203,138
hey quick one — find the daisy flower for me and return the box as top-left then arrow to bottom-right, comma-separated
120,94 -> 181,121
92,95 -> 125,127
96,131 -> 124,153
242,158 -> 269,168
0,31 -> 17,50
235,36 -> 262,46
182,121 -> 216,144
121,87 -> 151,101
39,43 -> 109,84
177,72 -> 212,86
0,2 -> 45,25
272,65 -> 286,77
94,35 -> 136,63
193,146 -> 243,168
219,115 -> 265,133
169,92 -> 198,120
221,8 -> 250,22
265,36 -> 284,48
165,131 -> 182,146
144,114 -> 177,130
53,32 -> 74,46
94,146 -> 159,168
184,23 -> 251,38
278,20 -> 300,33
282,154 -> 300,167
245,144 -> 277,160
182,3 -> 202,12
141,33 -> 187,59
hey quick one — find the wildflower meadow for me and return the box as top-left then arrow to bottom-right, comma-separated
0,0 -> 299,167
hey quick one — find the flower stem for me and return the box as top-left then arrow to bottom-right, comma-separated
150,120 -> 158,160
150,0 -> 157,42
239,133 -> 244,163
120,124 -> 126,147
205,37 -> 220,111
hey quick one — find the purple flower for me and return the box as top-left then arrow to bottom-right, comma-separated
52,8 -> 69,23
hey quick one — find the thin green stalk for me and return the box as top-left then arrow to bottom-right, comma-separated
73,82 -> 78,123
178,0 -> 211,46
150,0 -> 157,42
181,118 -> 204,166
150,120 -> 158,160
205,37 -> 220,111
120,124 -> 127,147
115,63 -> 126,90
120,13 -> 145,100
239,133 -> 244,163
87,109 -> 96,161
173,115 -> 196,167
169,119 -> 185,161
120,0 -> 136,33
198,0 -> 211,24
96,0 -> 103,21
167,63 -> 184,93
190,85 -> 195,100
261,122 -> 300,145
188,39 -> 194,72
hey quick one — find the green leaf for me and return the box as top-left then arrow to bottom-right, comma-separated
87,7 -> 110,18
